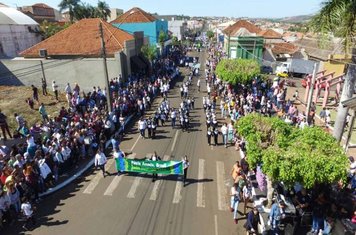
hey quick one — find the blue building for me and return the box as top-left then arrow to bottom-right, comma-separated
111,7 -> 168,46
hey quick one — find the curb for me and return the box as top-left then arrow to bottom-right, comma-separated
39,114 -> 135,197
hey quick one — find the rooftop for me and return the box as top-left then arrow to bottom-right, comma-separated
111,7 -> 157,24
20,18 -> 134,58
0,4 -> 38,25
223,20 -> 261,36
259,29 -> 282,39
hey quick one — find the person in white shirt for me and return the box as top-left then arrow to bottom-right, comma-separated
230,182 -> 240,224
52,81 -> 59,102
138,118 -> 147,138
197,79 -> 200,92
220,123 -> 228,148
21,197 -> 35,230
113,148 -> 125,175
182,155 -> 190,186
95,148 -> 107,177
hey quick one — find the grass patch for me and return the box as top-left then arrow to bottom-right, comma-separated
0,86 -> 67,131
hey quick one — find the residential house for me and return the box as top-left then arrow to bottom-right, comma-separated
0,18 -> 144,90
223,20 -> 264,62
19,3 -> 56,23
0,4 -> 42,58
111,7 -> 168,47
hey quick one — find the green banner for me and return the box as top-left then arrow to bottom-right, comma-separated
116,158 -> 183,175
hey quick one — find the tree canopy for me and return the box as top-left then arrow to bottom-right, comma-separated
215,59 -> 260,85
40,20 -> 71,39
236,113 -> 349,189
141,44 -> 157,63
206,30 -> 214,40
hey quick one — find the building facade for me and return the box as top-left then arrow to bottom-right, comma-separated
111,7 -> 168,46
20,3 -> 56,23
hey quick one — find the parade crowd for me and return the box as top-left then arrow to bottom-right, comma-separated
0,46 -> 185,231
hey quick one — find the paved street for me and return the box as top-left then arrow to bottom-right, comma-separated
5,49 -> 250,235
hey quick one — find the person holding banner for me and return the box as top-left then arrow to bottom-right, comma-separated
95,148 -> 108,178
150,152 -> 161,182
183,155 -> 190,186
113,148 -> 125,176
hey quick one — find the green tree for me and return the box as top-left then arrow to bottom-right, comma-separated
96,1 -> 111,21
206,30 -> 214,40
141,44 -> 157,65
58,0 -> 80,23
73,3 -> 98,20
40,20 -> 71,39
309,0 -> 356,142
172,36 -> 179,46
215,59 -> 260,85
158,30 -> 167,54
236,114 -> 348,207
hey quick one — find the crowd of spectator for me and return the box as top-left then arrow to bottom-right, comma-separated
0,45 -> 185,231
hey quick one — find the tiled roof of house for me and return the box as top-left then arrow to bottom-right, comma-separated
20,18 -> 134,58
111,7 -> 156,24
270,43 -> 299,55
32,3 -> 53,9
259,29 -> 282,39
223,20 -> 261,36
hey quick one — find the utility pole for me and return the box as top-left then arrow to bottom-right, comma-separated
306,62 -> 320,124
99,22 -> 112,112
40,60 -> 47,85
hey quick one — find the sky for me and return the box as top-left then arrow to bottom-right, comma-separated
4,0 -> 324,18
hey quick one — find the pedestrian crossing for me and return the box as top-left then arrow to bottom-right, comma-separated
82,154 -> 231,210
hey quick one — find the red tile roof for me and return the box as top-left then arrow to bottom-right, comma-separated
259,29 -> 282,39
20,18 -> 134,58
111,7 -> 157,24
270,43 -> 299,54
32,3 -> 53,9
223,20 -> 261,36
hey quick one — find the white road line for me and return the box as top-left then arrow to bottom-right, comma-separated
149,155 -> 170,201
216,161 -> 228,211
197,159 -> 205,207
214,214 -> 219,235
130,135 -> 141,152
127,177 -> 142,198
172,176 -> 183,204
83,158 -> 115,194
126,153 -> 149,199
171,130 -> 179,153
104,175 -> 123,196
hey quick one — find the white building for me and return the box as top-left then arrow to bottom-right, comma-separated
108,8 -> 124,22
0,4 -> 42,58
168,19 -> 187,40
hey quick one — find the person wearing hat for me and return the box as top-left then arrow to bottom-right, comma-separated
269,200 -> 286,234
244,207 -> 260,235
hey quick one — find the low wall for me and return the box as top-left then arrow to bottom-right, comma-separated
0,58 -> 122,92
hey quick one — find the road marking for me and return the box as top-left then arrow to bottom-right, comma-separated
216,161 -> 228,211
197,158 -> 205,207
214,214 -> 219,235
104,175 -> 123,196
172,176 -> 183,204
171,130 -> 179,153
130,135 -> 141,152
83,158 -> 114,194
127,153 -> 149,199
149,155 -> 170,201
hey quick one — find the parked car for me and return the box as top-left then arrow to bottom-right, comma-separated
261,65 -> 273,74
277,71 -> 289,78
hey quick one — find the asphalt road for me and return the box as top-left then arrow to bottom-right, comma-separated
6,49 -> 250,235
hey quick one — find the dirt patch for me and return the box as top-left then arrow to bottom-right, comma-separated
0,86 -> 66,131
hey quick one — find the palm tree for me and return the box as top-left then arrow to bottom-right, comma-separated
96,1 -> 111,21
310,0 -> 356,142
58,0 -> 80,23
